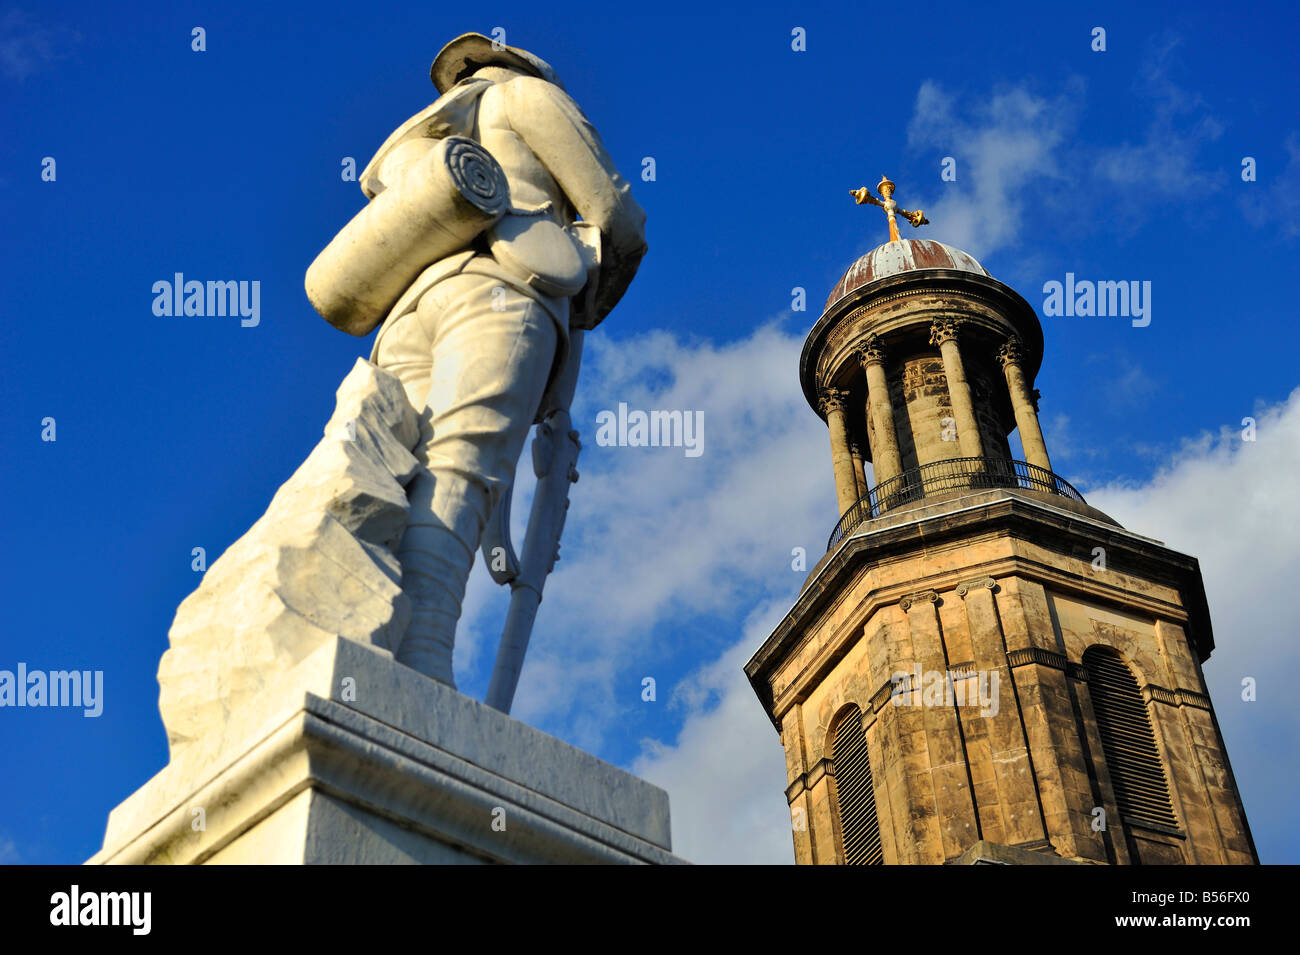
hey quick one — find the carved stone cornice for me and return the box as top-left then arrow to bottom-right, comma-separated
806,757 -> 832,787
899,590 -> 940,612
1006,646 -> 1067,671
1141,684 -> 1213,711
856,336 -> 887,368
817,388 -> 848,416
1143,685 -> 1179,707
929,317 -> 961,347
820,283 -> 1023,363
1177,688 -> 1213,710
996,336 -> 1024,369
870,679 -> 896,713
860,705 -> 877,734
784,755 -> 836,803
955,576 -> 998,598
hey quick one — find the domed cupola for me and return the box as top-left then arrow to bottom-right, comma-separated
825,238 -> 989,311
801,176 -> 1102,547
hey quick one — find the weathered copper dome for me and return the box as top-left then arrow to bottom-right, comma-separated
825,239 -> 988,311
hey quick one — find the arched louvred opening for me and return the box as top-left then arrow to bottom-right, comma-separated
831,706 -> 883,864
1083,646 -> 1178,832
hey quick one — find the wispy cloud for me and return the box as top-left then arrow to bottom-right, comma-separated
906,79 -> 1084,260
1094,36 -> 1225,199
903,35 -> 1277,265
1082,350 -> 1160,414
1241,131 -> 1300,239
0,9 -> 80,81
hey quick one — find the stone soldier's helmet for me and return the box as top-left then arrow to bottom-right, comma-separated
431,32 -> 565,93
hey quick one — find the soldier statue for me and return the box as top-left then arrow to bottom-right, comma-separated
306,33 -> 647,691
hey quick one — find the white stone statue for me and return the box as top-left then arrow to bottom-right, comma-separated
307,33 -> 648,689
108,37 -> 677,865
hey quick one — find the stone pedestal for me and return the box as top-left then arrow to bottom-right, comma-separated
89,637 -> 682,865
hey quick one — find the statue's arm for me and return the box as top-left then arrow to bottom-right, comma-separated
500,77 -> 647,320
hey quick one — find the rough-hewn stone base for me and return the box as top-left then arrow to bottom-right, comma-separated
89,637 -> 683,865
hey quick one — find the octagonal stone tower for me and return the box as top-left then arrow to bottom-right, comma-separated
746,233 -> 1256,866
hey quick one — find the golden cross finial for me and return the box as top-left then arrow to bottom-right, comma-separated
850,175 -> 929,243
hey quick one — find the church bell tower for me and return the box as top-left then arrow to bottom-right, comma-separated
745,177 -> 1257,865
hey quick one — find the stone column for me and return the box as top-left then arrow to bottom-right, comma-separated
997,337 -> 1053,473
954,576 -> 1048,848
849,440 -> 867,498
930,318 -> 984,460
897,590 -> 969,862
856,338 -> 904,487
818,389 -> 861,517
805,760 -> 841,864
781,706 -> 816,865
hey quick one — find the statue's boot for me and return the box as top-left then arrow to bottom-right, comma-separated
393,467 -> 490,689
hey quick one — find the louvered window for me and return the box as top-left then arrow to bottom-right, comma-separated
1083,647 -> 1178,830
831,706 -> 883,864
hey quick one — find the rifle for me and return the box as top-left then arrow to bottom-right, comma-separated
480,221 -> 600,714
481,329 -> 584,713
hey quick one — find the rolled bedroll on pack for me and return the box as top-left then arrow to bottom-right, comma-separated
306,135 -> 509,336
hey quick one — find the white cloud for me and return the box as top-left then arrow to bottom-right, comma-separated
906,80 -> 1082,260
450,319 -> 831,861
632,599 -> 794,865
456,320 -> 835,754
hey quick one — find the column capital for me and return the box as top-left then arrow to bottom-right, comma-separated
899,590 -> 940,612
817,388 -> 848,416
929,317 -> 962,347
954,576 -> 998,599
996,336 -> 1024,369
856,336 -> 887,368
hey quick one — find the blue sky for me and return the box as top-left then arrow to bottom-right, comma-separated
2,0 -> 1297,864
